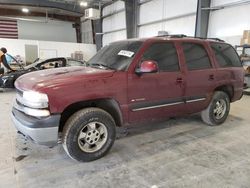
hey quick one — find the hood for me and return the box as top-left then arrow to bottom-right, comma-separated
15,66 -> 115,91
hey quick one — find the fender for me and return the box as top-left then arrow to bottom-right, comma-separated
59,98 -> 124,132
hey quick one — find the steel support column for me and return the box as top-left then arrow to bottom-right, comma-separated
73,18 -> 82,43
93,18 -> 103,50
195,0 -> 211,38
124,0 -> 138,38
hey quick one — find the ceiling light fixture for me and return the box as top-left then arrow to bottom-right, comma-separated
22,8 -> 29,13
80,1 -> 88,7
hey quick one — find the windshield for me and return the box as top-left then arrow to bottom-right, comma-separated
88,41 -> 143,71
24,59 -> 43,69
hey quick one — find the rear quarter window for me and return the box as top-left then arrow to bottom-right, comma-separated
210,43 -> 242,67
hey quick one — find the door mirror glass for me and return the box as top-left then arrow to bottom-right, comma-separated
136,60 -> 158,75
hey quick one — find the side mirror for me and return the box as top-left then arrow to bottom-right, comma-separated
135,60 -> 158,75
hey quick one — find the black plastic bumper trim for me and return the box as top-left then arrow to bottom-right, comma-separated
12,108 -> 61,128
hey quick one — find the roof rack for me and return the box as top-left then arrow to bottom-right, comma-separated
157,34 -> 187,38
206,37 -> 225,42
157,34 -> 225,42
192,36 -> 225,42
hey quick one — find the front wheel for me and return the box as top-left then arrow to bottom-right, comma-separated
201,91 -> 230,126
62,108 -> 116,162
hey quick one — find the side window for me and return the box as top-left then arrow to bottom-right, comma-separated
210,43 -> 242,67
67,60 -> 84,67
142,42 -> 180,72
182,43 -> 212,70
40,60 -> 63,69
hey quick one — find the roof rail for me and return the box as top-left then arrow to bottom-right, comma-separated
157,34 -> 225,42
156,34 -> 187,38
206,37 -> 225,42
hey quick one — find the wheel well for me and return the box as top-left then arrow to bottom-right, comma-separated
59,99 -> 123,132
214,85 -> 233,101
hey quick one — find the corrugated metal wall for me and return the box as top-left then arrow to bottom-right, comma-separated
102,0 -> 126,46
208,0 -> 250,45
102,0 -> 197,45
102,0 -> 250,46
138,0 -> 197,37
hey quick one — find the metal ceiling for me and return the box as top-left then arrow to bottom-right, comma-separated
0,0 -> 114,17
0,4 -> 83,17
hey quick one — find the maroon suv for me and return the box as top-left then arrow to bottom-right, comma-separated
12,35 -> 244,162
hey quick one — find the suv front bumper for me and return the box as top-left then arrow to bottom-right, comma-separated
11,108 -> 61,146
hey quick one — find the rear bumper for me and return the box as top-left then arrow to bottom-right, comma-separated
11,108 -> 60,146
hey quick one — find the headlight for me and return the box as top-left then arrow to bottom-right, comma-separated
18,91 -> 49,108
13,99 -> 50,117
23,91 -> 48,103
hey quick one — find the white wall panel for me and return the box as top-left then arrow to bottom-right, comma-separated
208,3 -> 250,45
102,30 -> 127,46
139,15 -> 196,38
211,0 -> 244,6
139,0 -> 163,25
164,0 -> 197,18
102,0 -> 125,16
17,17 -> 76,42
139,0 -> 197,25
102,0 -> 197,45
102,0 -> 126,45
103,11 -> 126,32
0,38 -> 96,62
139,23 -> 163,38
39,41 -> 96,61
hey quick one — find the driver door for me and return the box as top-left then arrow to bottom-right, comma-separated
127,41 -> 186,123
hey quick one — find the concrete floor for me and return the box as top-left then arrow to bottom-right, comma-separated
1,90 -> 250,188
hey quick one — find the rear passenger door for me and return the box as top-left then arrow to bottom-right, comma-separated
181,42 -> 216,113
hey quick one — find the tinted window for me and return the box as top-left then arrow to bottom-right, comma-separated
142,42 -> 179,72
67,60 -> 85,66
210,43 -> 241,67
183,43 -> 211,70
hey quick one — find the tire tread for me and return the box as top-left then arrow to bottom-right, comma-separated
62,107 -> 116,162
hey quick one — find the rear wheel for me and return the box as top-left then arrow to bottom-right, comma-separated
62,108 -> 116,162
201,91 -> 230,126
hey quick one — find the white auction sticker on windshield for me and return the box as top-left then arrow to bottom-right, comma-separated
118,50 -> 134,57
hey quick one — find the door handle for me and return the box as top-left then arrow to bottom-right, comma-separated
176,77 -> 183,84
209,74 -> 214,81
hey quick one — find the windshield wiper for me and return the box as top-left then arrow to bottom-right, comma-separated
90,63 -> 114,70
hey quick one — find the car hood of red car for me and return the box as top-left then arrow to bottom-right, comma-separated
15,66 -> 115,91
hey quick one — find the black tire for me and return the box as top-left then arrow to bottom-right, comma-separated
201,91 -> 230,126
62,107 -> 116,162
